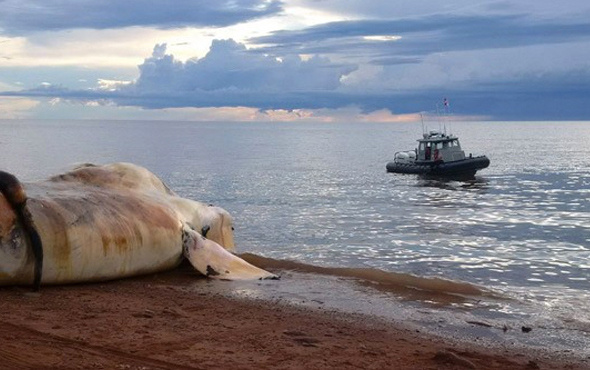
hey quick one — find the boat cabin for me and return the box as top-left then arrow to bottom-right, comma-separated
416,130 -> 466,162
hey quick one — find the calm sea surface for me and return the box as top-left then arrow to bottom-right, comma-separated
1,119 -> 589,354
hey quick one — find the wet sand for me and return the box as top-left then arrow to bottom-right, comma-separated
0,265 -> 586,370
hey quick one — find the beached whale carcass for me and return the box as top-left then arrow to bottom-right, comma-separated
0,162 -> 276,290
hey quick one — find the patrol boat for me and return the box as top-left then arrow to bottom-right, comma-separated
386,130 -> 490,177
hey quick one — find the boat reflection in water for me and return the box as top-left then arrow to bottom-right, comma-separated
415,175 -> 490,191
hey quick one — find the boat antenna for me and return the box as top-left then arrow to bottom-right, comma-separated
443,98 -> 448,135
420,111 -> 425,136
435,103 -> 442,133
443,97 -> 452,135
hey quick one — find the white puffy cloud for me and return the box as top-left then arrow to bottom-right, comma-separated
129,39 -> 357,93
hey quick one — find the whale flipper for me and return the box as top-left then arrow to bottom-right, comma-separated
182,227 -> 278,280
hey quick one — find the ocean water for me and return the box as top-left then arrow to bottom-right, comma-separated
1,119 -> 589,355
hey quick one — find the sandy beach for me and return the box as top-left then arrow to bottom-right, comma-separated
0,264 -> 586,370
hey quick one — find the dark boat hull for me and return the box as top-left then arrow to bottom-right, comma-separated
386,156 -> 490,177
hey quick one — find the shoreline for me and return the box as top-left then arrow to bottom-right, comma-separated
0,267 -> 587,369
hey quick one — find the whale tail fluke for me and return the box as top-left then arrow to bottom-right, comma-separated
0,171 -> 43,291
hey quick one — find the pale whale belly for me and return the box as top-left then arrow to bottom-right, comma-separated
1,182 -> 184,285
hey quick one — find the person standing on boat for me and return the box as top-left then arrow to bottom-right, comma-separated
434,148 -> 442,162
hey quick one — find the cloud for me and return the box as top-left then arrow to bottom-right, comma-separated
7,68 -> 590,120
0,97 -> 40,118
0,0 -> 283,35
289,0 -> 590,20
249,13 -> 590,61
0,39 -> 360,108
129,40 -> 357,93
2,35 -> 590,120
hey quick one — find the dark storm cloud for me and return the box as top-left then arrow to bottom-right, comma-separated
368,56 -> 423,66
5,65 -> 590,120
0,0 -> 283,35
250,14 -> 590,58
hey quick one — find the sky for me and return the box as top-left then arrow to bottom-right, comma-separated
0,0 -> 589,121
